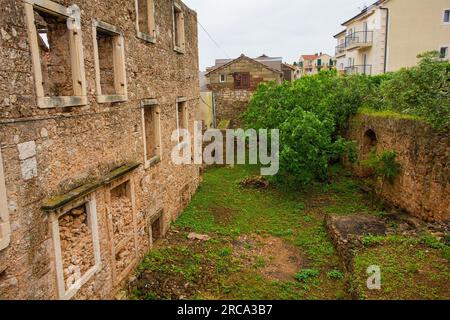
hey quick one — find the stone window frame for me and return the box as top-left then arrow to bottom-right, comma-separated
172,2 -> 186,54
135,0 -> 156,43
141,99 -> 162,169
176,97 -> 189,143
24,0 -> 88,109
105,176 -> 139,285
50,194 -> 101,300
0,148 -> 11,251
92,20 -> 128,104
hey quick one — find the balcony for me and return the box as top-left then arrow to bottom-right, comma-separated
345,31 -> 373,50
335,44 -> 346,57
345,65 -> 372,75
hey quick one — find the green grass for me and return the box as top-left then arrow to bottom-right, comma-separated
130,164 -> 449,300
353,236 -> 450,300
358,107 -> 423,121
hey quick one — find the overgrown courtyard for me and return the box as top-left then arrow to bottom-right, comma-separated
128,165 -> 450,300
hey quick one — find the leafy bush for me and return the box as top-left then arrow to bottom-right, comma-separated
243,71 -> 370,186
376,51 -> 450,131
243,53 -> 448,188
362,151 -> 402,183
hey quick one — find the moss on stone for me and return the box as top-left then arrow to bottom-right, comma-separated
358,108 -> 423,121
42,163 -> 140,211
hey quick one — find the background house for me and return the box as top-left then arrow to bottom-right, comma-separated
298,53 -> 334,76
205,54 -> 283,128
333,0 -> 450,75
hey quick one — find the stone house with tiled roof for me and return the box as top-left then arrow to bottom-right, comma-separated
205,54 -> 282,128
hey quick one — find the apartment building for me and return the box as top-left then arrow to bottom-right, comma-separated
0,0 -> 200,300
298,53 -> 334,76
333,0 -> 450,75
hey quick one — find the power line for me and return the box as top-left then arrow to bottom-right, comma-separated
197,20 -> 231,59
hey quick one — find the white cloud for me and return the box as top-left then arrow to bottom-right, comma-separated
183,0 -> 371,70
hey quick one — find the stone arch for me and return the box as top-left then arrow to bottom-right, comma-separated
363,129 -> 378,154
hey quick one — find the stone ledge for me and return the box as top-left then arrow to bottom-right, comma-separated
42,163 -> 140,211
325,215 -> 387,273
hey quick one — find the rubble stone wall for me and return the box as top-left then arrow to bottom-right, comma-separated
207,57 -> 281,128
345,113 -> 450,222
0,0 -> 200,299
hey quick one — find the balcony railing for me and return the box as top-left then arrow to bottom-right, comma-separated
335,43 -> 346,55
345,31 -> 373,48
345,65 -> 372,75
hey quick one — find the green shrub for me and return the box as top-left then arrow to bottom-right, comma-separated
377,51 -> 450,132
243,71 -> 370,187
242,52 -> 448,188
362,150 -> 401,183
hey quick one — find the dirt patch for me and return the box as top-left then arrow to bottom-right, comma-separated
128,231 -> 219,300
131,270 -> 203,300
232,234 -> 303,281
239,176 -> 269,189
209,207 -> 236,226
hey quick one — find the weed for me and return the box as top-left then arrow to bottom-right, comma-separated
327,270 -> 344,280
295,269 -> 320,282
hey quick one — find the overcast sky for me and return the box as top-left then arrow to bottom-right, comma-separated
182,0 -> 372,70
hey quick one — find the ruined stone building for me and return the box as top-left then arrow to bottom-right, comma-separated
205,54 -> 283,128
0,0 -> 200,299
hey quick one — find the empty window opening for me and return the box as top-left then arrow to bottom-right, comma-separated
34,10 -> 73,97
97,30 -> 117,96
109,180 -> 137,278
173,4 -> 185,51
363,129 -> 378,154
177,100 -> 188,142
110,182 -> 133,248
136,0 -> 156,40
142,103 -> 161,165
25,1 -> 87,108
151,215 -> 163,244
50,194 -> 100,300
93,21 -> 127,103
58,203 -> 95,291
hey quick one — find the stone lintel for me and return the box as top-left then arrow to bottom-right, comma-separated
42,163 -> 140,211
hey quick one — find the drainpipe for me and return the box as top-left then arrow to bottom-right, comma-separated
380,7 -> 389,73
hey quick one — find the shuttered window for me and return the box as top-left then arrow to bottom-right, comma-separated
234,73 -> 250,89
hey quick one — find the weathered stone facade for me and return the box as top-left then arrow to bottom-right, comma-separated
0,0 -> 200,299
345,113 -> 450,222
206,55 -> 282,128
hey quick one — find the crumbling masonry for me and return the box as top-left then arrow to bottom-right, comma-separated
0,0 -> 200,299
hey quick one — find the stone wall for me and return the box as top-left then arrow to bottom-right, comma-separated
0,0 -> 200,299
214,89 -> 253,128
345,113 -> 449,222
207,56 -> 281,128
